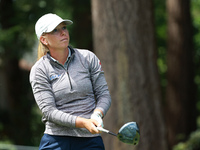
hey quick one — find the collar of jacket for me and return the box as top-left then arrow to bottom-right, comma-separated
46,46 -> 75,63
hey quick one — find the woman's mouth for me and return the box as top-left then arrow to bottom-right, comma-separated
61,38 -> 68,41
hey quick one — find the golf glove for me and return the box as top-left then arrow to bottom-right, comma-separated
91,111 -> 104,128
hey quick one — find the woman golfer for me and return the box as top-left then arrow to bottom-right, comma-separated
29,13 -> 111,150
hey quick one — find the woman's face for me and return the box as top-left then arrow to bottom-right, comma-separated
41,22 -> 70,50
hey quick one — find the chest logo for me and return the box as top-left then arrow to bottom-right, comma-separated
50,74 -> 61,81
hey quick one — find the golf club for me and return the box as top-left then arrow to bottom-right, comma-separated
97,122 -> 140,145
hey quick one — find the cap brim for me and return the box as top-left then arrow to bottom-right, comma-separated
63,19 -> 73,25
46,19 -> 73,33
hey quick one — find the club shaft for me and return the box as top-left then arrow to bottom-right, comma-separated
97,127 -> 117,136
108,131 -> 117,136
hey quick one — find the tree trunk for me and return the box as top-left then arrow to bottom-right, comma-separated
166,0 -> 196,148
92,0 -> 168,150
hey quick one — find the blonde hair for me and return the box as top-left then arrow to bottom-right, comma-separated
37,41 -> 49,60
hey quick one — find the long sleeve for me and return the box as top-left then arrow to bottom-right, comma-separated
89,53 -> 112,116
29,61 -> 77,128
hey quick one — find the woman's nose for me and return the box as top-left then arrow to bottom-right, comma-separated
61,30 -> 66,36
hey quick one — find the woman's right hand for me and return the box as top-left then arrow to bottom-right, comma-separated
75,117 -> 101,134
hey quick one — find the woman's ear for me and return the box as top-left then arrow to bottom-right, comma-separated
40,36 -> 48,46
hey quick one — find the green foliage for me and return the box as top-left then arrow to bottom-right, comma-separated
30,105 -> 44,145
0,0 -> 65,61
0,141 -> 16,150
154,0 -> 167,100
173,130 -> 200,150
192,0 -> 200,113
173,116 -> 200,150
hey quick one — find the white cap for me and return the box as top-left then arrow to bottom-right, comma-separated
35,13 -> 73,39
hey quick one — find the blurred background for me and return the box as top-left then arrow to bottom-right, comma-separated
0,0 -> 200,150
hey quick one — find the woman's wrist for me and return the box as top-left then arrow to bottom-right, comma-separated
75,116 -> 86,128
